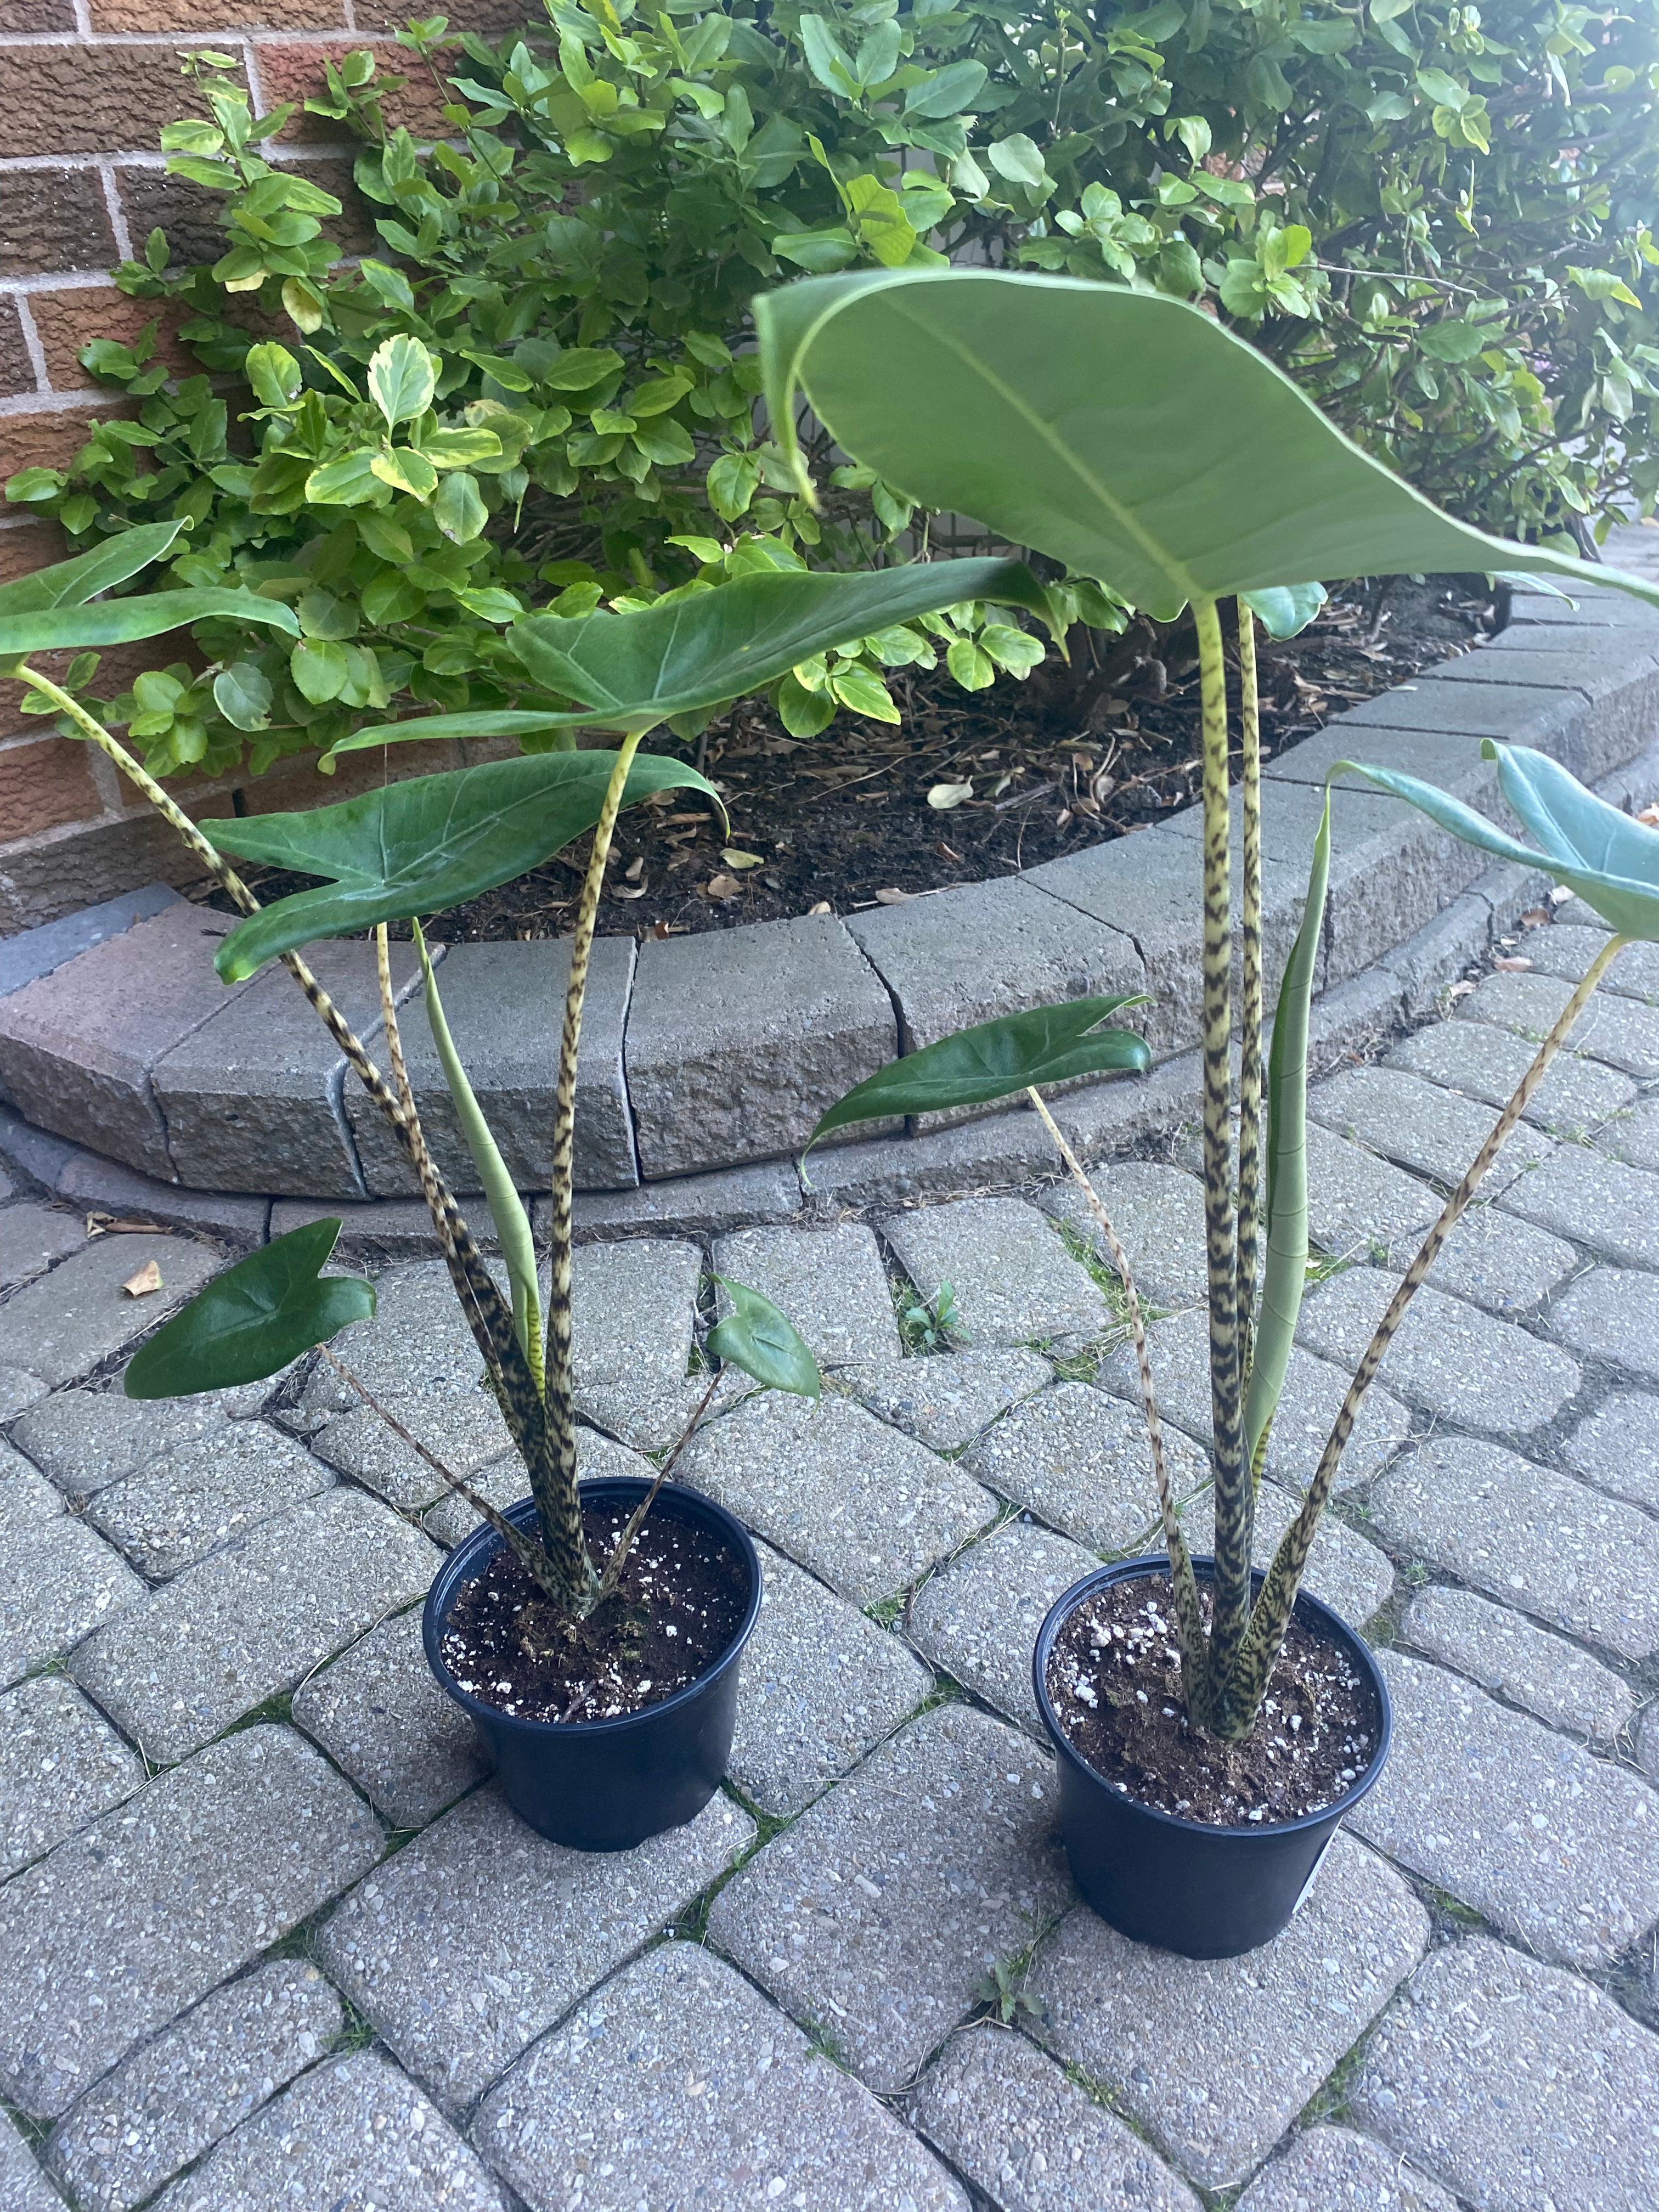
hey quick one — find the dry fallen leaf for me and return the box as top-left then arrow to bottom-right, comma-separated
806,899 -> 832,915
1447,979 -> 1477,1000
1492,955 -> 1533,971
721,847 -> 764,870
1639,800 -> 1659,826
122,1259 -> 163,1299
86,1212 -> 167,1238
611,881 -> 649,900
1549,884 -> 1575,905
1518,908 -> 1552,928
873,887 -> 916,905
703,873 -> 742,901
928,780 -> 974,810
624,855 -> 645,881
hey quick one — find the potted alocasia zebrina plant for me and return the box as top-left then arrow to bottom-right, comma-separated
760,267 -> 1659,1954
0,498 -> 1052,1848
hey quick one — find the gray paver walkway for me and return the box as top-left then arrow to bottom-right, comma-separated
1,952 -> 1657,2207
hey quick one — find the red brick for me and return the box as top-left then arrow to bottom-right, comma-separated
256,40 -> 449,142
93,0 -> 345,25
0,731 -> 101,836
0,298 -> 33,402
0,168 -> 117,279
116,153 -> 373,269
0,45 -> 244,160
0,0 -> 75,28
0,403 -> 123,482
0,520 -> 67,585
29,288 -> 195,393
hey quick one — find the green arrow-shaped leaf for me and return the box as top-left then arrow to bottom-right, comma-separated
753,270 -> 1656,622
707,1276 -> 822,1399
206,748 -> 725,979
0,589 -> 299,659
124,1219 -> 375,1398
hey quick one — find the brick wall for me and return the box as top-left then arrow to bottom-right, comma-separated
0,2 -> 514,932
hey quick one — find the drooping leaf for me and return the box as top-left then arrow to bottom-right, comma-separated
326,560 -> 1053,755
808,996 -> 1153,1152
207,749 -> 725,979
0,520 -> 182,617
124,1220 -> 375,1398
0,588 -> 298,659
1335,742 -> 1659,943
707,1276 -> 821,1398
753,270 -> 1658,621
1240,582 -> 1327,639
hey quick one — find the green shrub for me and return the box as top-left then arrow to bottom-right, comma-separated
9,1 -> 1659,779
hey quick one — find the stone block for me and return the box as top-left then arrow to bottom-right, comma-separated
1381,1200 -> 1577,1319
0,884 -> 178,1000
1545,1263 -> 1659,1383
1173,1481 -> 1396,1630
0,1232 -> 218,1391
0,906 -> 249,1180
1054,1049 -> 1206,1163
845,876 -> 1146,1125
911,2024 -> 1199,2211
1400,1584 -> 1635,1741
1367,1435 -> 1659,1660
569,1156 -> 802,1239
1301,1121 -> 1442,1257
70,1488 -> 439,1764
1349,1651 -> 1659,1966
1296,1266 -> 1581,1438
1526,921 -> 1659,1002
151,2050 -> 507,2212
45,1962 -> 343,2212
1098,1308 -> 1410,1494
676,1388 -> 995,1605
0,1672 -> 143,1879
0,1725 -> 380,2120
1431,642 -> 1659,780
882,1196 -> 1110,1350
0,1201 -> 82,1292
800,1094 -> 1069,1210
1335,669 -> 1583,747
1561,1390 -> 1659,1512
1039,1160 -> 1207,1311
153,938 -> 421,1198
291,1602 -> 487,1830
1310,1064 -> 1555,1194
85,1421 -> 332,1578
11,1386 -> 227,1497
270,1193 -> 494,1265
0,1442 -> 63,1531
317,1784 -> 752,2116
421,1425 -> 646,1549
962,1381 -> 1207,1555
1386,1014 -> 1635,1135
1233,2125 -> 1457,2212
1032,1835 -> 1426,2192
1595,1095 -> 1659,1172
1350,1937 -> 1659,2211
1498,1142 -> 1659,1267
348,937 -> 637,1198
475,1944 -> 968,2212
707,1702 -> 1071,2094
833,1345 -> 1052,1452
1460,965 -> 1659,1080
53,1155 -> 270,1243
1,1508 -> 144,1690
1379,893 -> 1493,1017
625,916 -> 898,1179
0,1103 -> 78,1194
569,1234 -> 708,1450
909,1518 -> 1097,1733
713,1220 -> 900,1366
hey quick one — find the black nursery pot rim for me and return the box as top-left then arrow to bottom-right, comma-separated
423,1476 -> 763,1740
1032,1551 -> 1394,1839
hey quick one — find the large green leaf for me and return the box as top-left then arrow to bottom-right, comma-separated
0,520 -> 182,617
1336,741 -> 1659,943
753,270 -> 1656,622
707,1276 -> 821,1399
328,559 -> 1052,754
808,996 -> 1152,1151
0,589 -> 300,658
207,749 -> 723,979
124,1220 -> 374,1398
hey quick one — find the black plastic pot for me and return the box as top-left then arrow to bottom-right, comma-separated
424,1477 -> 761,1852
1032,1554 -> 1392,1959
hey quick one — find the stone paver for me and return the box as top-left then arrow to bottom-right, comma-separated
0,2122 -> 61,2212
0,1203 -> 83,1293
882,1197 -> 1110,1349
962,1382 -> 1209,1554
1040,1163 -> 1209,1310
834,1346 -> 1052,1451
1385,1199 -> 1577,1317
1350,1936 -> 1659,2212
1401,1583 -> 1636,1741
476,1943 -> 968,2212
291,1603 -> 487,1830
708,1702 -> 1071,2094
1175,1480 -> 1396,1629
1233,2125 -> 1458,2212
911,2024 -> 1198,2211
1547,1262 -> 1659,1382
1301,1121 -> 1440,1255
70,1488 -> 439,1763
1366,1434 -> 1659,1658
1389,1014 -> 1637,1134
1561,1389 -> 1659,1511
1098,1308 -> 1411,1494
1297,1266 -> 1582,1436
1497,1140 -> 1659,1269
1594,1092 -> 1659,1171
569,1235 -> 710,1448
1350,1651 -> 1659,1966
676,1388 -> 994,1605
0,1725 -> 380,2119
0,1235 -> 219,1390
318,1784 -> 752,2117
10,1387 -> 228,1496
1,1508 -> 144,1691
153,2049 -> 507,2212
730,1542 -> 931,1817
1459,965 -> 1659,1079
45,1962 -> 342,2212
910,1519 -> 1097,1735
421,1424 -> 649,1548
0,1365 -> 48,1420
84,1423 -> 332,1578
712,1221 -> 900,1366
1031,1835 -> 1427,2192
1311,1063 -> 1556,1192
1526,920 -> 1659,1000
1,1441 -> 62,1529
0,1671 -> 143,1878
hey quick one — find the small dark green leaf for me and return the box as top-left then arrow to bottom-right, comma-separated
810,996 -> 1152,1149
707,1276 -> 821,1398
124,1220 -> 374,1398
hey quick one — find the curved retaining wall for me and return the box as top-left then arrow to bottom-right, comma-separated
3,554 -> 1659,1245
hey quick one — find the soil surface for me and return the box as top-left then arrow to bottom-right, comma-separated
199,575 -> 1491,940
439,1496 -> 749,1725
1045,1571 -> 1381,1827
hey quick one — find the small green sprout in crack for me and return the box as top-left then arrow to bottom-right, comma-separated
862,1592 -> 907,1629
1291,2016 -> 1381,2135
1304,1245 -> 1358,1291
2,2101 -> 51,2155
331,2001 -> 381,2057
896,1277 -> 967,1353
800,2016 -> 857,2072
1049,1343 -> 1104,1384
974,1955 -> 1044,2030
1419,1881 -> 1495,1939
